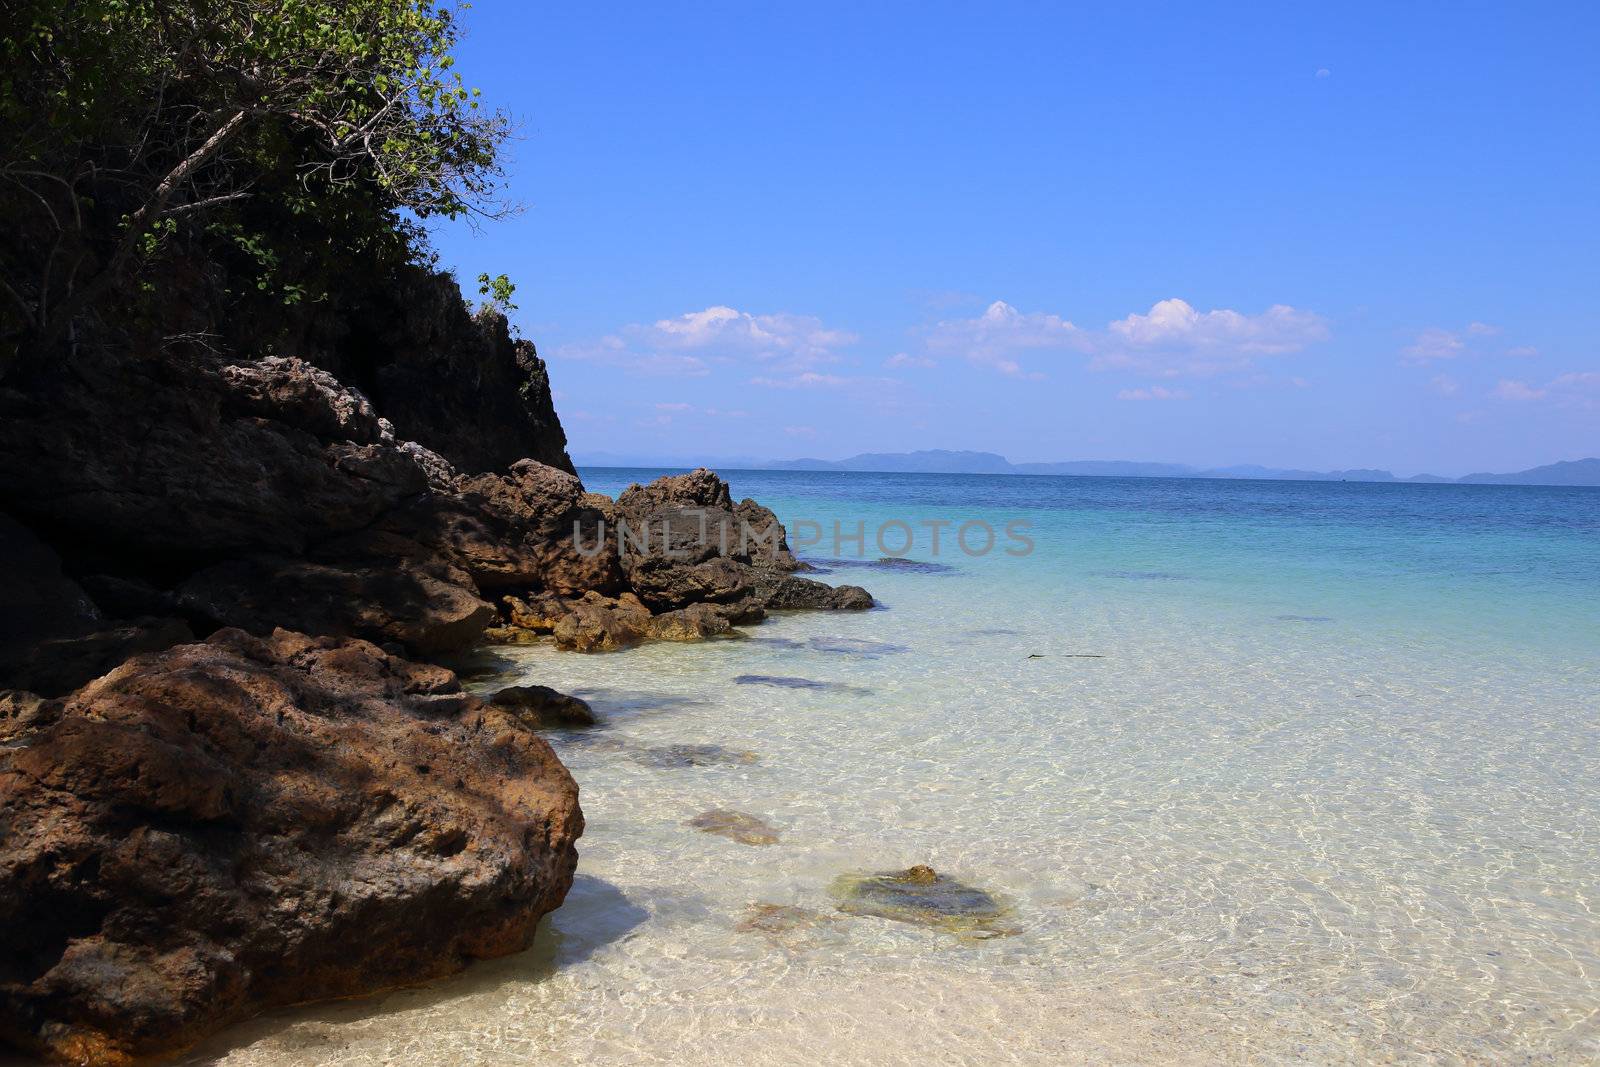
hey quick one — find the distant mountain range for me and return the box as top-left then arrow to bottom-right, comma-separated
574,448 -> 1600,486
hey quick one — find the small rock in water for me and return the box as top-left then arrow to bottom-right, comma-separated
689,808 -> 781,845
490,684 -> 597,727
630,743 -> 759,769
831,864 -> 1016,938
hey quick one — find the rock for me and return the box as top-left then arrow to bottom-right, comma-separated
761,576 -> 874,611
625,553 -> 756,612
3,618 -> 195,699
318,274 -> 576,475
816,556 -> 955,575
549,592 -> 651,653
0,514 -> 100,649
490,685 -> 596,728
179,554 -> 495,656
443,460 -> 624,594
645,602 -> 738,642
615,467 -> 735,514
0,514 -> 194,696
734,903 -> 847,953
689,809 -> 781,846
737,903 -> 837,936
75,575 -> 177,620
0,628 -> 582,1065
0,348 -> 434,566
830,865 -> 1015,938
803,637 -> 907,656
220,356 -> 388,445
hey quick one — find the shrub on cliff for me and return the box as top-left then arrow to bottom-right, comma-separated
0,0 -> 510,371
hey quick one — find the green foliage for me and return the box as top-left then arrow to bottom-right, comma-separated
0,0 -> 511,357
476,271 -> 517,313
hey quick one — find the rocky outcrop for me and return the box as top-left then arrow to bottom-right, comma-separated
0,628 -> 582,1065
284,267 -> 576,476
0,268 -> 872,1061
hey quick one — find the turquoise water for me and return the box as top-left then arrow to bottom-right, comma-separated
204,471 -> 1600,1066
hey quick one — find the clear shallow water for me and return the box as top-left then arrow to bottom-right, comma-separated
197,471 -> 1600,1065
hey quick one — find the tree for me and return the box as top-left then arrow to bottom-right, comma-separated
0,0 -> 510,365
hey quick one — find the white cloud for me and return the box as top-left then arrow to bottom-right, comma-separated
1491,379 -> 1547,401
654,402 -> 693,412
1402,327 -> 1467,362
1430,374 -> 1460,396
553,305 -> 856,376
1316,68 -> 1331,78
1116,386 -> 1190,401
926,300 -> 1085,375
1402,322 -> 1527,365
885,352 -> 935,369
647,306 -> 855,367
1107,298 -> 1326,356
783,425 -> 818,438
926,297 -> 1325,379
1491,371 -> 1598,407
749,372 -> 853,389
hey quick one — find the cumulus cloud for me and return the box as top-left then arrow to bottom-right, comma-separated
1492,379 -> 1547,401
885,352 -> 935,369
1116,386 -> 1190,401
926,300 -> 1085,375
1106,299 -> 1326,357
926,297 -> 1325,379
1430,374 -> 1460,396
553,305 -> 856,376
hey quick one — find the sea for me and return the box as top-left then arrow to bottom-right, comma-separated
195,470 -> 1600,1065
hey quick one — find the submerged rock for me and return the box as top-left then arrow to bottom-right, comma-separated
735,903 -> 845,951
830,865 -> 1015,938
733,674 -> 871,694
803,636 -> 908,656
813,556 -> 956,575
689,809 -> 781,846
0,628 -> 582,1065
630,743 -> 759,769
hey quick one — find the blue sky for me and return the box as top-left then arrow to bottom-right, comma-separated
430,1 -> 1598,476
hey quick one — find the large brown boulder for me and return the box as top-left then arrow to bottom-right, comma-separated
0,628 -> 583,1065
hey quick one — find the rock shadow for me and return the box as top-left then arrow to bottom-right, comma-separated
175,875 -> 646,1063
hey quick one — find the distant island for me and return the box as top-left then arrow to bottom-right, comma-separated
574,450 -> 1600,487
